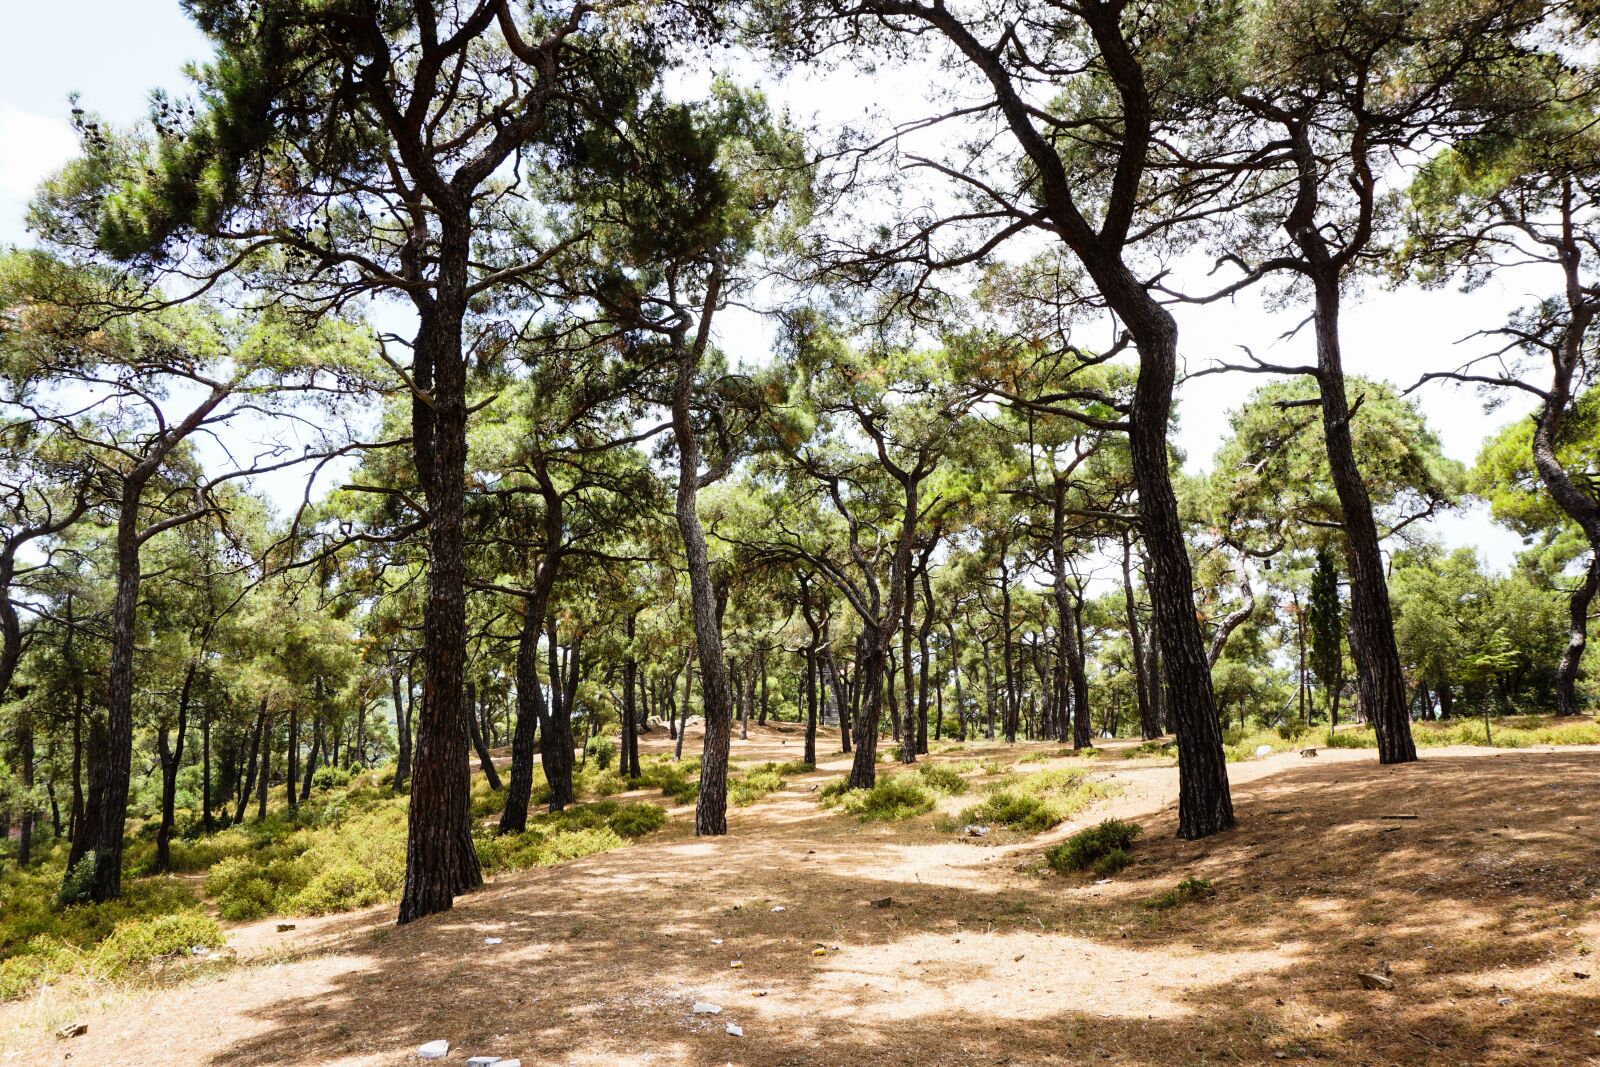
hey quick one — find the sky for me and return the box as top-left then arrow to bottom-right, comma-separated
0,0 -> 1539,571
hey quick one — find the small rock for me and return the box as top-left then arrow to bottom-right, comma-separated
1254,744 -> 1274,757
870,897 -> 894,909
1357,972 -> 1395,991
726,1023 -> 744,1037
191,945 -> 212,956
1576,971 -> 1591,979
770,906 -> 786,913
418,1040 -> 449,1059
484,937 -> 503,946
276,923 -> 296,933
692,1002 -> 723,1015
962,824 -> 990,837
711,938 -> 723,944
467,1058 -> 501,1067
1496,996 -> 1514,1007
1300,748 -> 1319,758
55,1023 -> 88,1040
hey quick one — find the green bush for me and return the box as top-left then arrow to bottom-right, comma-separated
822,774 -> 936,821
1144,876 -> 1215,910
609,802 -> 667,838
585,735 -> 617,770
960,769 -> 1111,833
289,864 -> 386,915
58,851 -> 99,906
729,766 -> 787,806
915,763 -> 969,795
1047,819 -> 1143,874
96,912 -> 224,973
1091,847 -> 1132,876
637,757 -> 700,803
312,765 -> 353,791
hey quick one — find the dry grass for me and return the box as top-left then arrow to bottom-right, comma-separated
4,727 -> 1598,1066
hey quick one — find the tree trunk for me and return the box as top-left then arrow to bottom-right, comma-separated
154,662 -> 196,873
392,662 -> 412,791
539,617 -> 577,811
467,683 -> 503,791
70,489 -> 145,901
1307,275 -> 1417,764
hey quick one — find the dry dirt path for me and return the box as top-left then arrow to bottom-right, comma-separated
5,726 -> 1600,1066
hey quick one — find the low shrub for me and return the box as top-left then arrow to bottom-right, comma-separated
915,764 -> 969,795
960,769 -> 1111,833
729,767 -> 786,806
1047,819 -> 1143,874
289,863 -> 386,915
312,765 -> 353,791
822,774 -> 936,821
1144,876 -> 1216,910
609,802 -> 667,838
96,912 -> 225,973
636,757 -> 700,804
585,735 -> 617,770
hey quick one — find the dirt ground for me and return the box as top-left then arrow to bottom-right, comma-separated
5,723 -> 1600,1067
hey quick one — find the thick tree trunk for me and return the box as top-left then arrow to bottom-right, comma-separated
70,491 -> 145,901
399,271 -> 484,924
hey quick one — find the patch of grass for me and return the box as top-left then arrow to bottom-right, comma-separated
1047,819 -> 1143,874
1144,876 -> 1216,910
959,769 -> 1114,833
822,774 -> 937,821
1018,748 -> 1075,764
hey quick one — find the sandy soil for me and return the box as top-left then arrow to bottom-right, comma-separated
5,723 -> 1599,1066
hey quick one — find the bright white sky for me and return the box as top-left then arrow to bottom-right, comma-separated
0,0 -> 1540,570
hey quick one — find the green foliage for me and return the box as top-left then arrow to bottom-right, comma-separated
1308,547 -> 1344,723
821,774 -> 936,821
1144,877 -> 1216,910
915,763 -> 970,795
729,766 -> 786,806
1047,819 -> 1144,874
636,756 -> 701,803
585,735 -> 617,770
95,912 -> 225,971
959,769 -> 1111,833
312,765 -> 353,791
475,799 -> 665,874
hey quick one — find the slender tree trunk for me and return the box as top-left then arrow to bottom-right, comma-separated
392,662 -> 412,791
467,683 -> 503,791
300,720 -> 321,803
1306,274 -> 1416,763
154,662 -> 196,873
234,700 -> 264,825
539,617 -> 577,811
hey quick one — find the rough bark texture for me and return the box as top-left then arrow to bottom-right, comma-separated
669,291 -> 736,837
399,269 -> 484,924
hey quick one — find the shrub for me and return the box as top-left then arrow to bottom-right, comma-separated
1091,847 -> 1132,877
1144,876 -> 1216,910
609,802 -> 667,838
312,765 -> 353,791
915,764 -> 969,795
96,912 -> 224,973
58,851 -> 99,906
289,864 -> 385,915
729,766 -> 786,806
637,757 -> 700,803
823,774 -> 936,821
585,735 -> 617,771
960,769 -> 1111,833
1047,819 -> 1143,874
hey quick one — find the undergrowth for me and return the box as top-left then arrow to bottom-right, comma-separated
958,769 -> 1113,833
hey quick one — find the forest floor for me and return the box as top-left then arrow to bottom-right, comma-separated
4,724 -> 1600,1066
